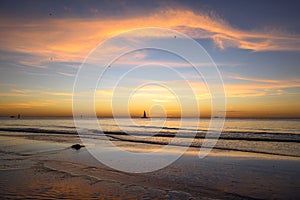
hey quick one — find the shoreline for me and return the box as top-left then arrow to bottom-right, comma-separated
0,128 -> 299,159
0,133 -> 299,199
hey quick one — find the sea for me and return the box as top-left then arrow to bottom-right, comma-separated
0,117 -> 299,158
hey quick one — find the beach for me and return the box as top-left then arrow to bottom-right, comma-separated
1,1 -> 300,199
0,118 -> 299,199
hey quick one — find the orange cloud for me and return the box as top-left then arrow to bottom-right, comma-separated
1,8 -> 299,117
1,8 -> 299,68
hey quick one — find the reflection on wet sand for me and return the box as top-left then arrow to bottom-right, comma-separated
0,133 -> 300,199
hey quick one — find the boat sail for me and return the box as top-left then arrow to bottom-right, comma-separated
141,110 -> 147,118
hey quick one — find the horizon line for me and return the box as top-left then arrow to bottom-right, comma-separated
1,116 -> 300,120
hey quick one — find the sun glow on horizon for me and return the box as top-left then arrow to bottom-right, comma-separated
0,2 -> 299,118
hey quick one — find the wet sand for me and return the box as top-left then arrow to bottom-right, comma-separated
0,133 -> 299,199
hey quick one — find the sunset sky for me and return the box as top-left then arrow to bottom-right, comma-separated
0,0 -> 300,118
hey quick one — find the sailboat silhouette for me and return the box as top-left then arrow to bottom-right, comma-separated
141,110 -> 147,118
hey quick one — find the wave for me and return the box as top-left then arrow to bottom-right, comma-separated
0,127 -> 131,137
0,127 -> 299,158
108,135 -> 300,158
0,127 -> 299,143
99,123 -> 299,134
0,127 -> 77,135
154,133 -> 300,143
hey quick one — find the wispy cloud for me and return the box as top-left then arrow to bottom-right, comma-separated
0,88 -> 72,97
0,8 -> 299,69
0,6 -> 299,117
169,10 -> 300,51
229,75 -> 280,84
57,72 -> 76,77
0,89 -> 32,97
41,91 -> 72,96
0,100 -> 56,109
225,78 -> 300,98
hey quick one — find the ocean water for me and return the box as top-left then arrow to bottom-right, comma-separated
0,117 -> 299,157
0,117 -> 300,199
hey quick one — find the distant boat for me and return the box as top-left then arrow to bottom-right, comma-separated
141,110 -> 147,118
